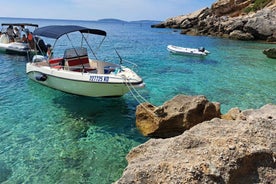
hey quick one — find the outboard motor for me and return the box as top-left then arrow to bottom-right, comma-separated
198,47 -> 205,52
32,55 -> 47,62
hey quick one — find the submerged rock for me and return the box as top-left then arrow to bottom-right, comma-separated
263,48 -> 276,59
116,104 -> 276,183
0,161 -> 12,183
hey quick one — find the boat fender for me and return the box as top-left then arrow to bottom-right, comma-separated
35,74 -> 47,81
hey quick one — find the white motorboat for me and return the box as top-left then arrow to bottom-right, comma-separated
167,45 -> 210,56
26,25 -> 145,97
0,23 -> 39,56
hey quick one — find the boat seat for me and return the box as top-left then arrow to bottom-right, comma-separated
64,55 -> 97,72
49,58 -> 64,69
63,47 -> 96,72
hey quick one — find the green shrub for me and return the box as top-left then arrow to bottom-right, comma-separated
244,6 -> 253,13
252,0 -> 272,11
244,0 -> 272,13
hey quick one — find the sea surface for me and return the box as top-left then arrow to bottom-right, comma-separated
0,17 -> 275,183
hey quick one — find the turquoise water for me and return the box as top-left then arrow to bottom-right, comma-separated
0,17 -> 275,183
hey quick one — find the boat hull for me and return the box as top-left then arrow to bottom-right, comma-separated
25,25 -> 145,97
167,45 -> 209,56
0,42 -> 33,56
26,63 -> 144,97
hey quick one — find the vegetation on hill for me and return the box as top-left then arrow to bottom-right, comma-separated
244,0 -> 273,13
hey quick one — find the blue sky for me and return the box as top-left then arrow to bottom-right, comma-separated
1,0 -> 215,21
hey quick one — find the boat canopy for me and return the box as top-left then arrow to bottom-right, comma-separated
33,25 -> 107,39
1,23 -> 39,27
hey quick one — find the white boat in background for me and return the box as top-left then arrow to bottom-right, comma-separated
26,25 -> 145,97
0,23 -> 40,56
167,45 -> 210,56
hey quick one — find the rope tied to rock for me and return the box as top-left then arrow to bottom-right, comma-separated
123,78 -> 157,116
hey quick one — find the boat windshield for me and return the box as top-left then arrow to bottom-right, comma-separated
63,47 -> 88,59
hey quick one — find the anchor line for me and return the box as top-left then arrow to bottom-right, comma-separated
123,78 -> 156,116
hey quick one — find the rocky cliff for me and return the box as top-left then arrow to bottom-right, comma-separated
116,103 -> 276,183
152,0 -> 276,42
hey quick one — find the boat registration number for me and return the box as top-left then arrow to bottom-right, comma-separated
89,76 -> 109,82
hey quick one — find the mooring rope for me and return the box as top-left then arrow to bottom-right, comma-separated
123,78 -> 157,116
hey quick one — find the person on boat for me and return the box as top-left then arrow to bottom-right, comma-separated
46,44 -> 53,58
20,25 -> 26,36
20,25 -> 25,32
26,30 -> 35,49
6,25 -> 14,42
21,34 -> 27,43
14,27 -> 20,36
13,27 -> 21,41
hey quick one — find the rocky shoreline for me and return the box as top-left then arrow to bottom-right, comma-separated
115,95 -> 276,183
115,1 -> 276,182
151,0 -> 276,42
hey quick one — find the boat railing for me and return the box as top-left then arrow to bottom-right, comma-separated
123,59 -> 137,67
121,59 -> 138,70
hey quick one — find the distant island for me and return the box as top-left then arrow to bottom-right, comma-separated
97,18 -> 127,23
97,18 -> 161,24
131,20 -> 161,24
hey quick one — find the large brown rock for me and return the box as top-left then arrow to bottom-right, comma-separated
116,104 -> 276,184
136,95 -> 221,138
211,0 -> 252,16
